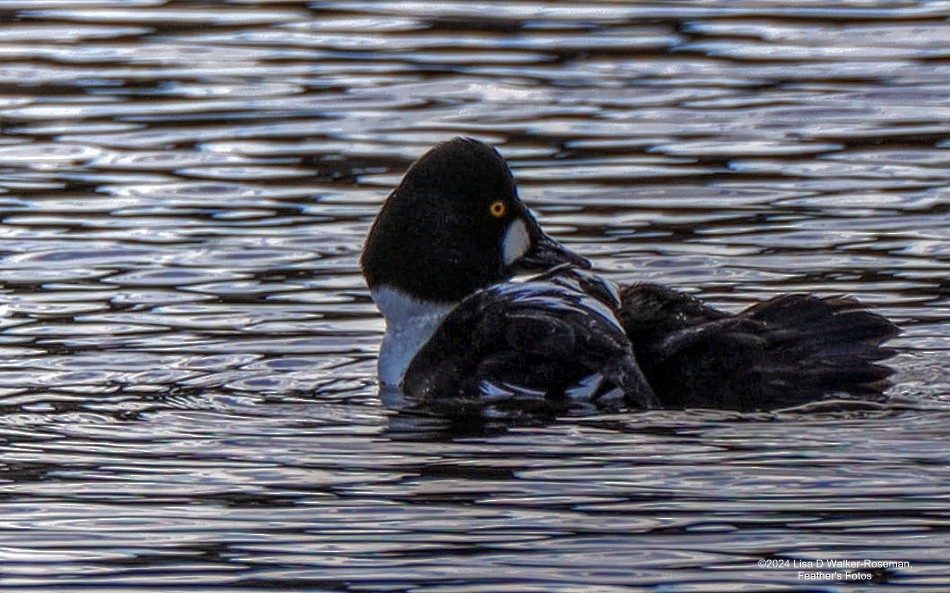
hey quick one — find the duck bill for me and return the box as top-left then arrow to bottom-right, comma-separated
513,229 -> 591,273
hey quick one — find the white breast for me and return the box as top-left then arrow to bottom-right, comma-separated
371,284 -> 457,386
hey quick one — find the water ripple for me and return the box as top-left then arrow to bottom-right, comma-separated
0,0 -> 947,591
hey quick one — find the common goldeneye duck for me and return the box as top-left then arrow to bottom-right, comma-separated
361,137 -> 899,415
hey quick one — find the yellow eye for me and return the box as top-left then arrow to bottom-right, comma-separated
489,200 -> 507,218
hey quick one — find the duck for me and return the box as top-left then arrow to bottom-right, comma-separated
360,137 -> 899,417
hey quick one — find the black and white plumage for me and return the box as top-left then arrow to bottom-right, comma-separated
403,269 -> 659,416
361,137 -> 900,418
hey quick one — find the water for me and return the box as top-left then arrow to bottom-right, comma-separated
1,1 -> 948,590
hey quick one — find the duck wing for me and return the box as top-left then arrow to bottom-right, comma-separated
403,273 -> 658,416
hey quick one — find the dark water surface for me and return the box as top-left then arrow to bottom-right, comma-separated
1,1 -> 948,591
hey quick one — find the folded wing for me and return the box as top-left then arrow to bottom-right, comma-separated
403,272 -> 658,416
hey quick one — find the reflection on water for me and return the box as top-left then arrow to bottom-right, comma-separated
0,0 -> 948,590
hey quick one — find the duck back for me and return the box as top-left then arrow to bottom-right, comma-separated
620,284 -> 900,411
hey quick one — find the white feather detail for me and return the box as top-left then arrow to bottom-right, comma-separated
371,285 -> 456,386
502,218 -> 530,265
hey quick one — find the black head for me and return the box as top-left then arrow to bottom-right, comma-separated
361,137 -> 589,303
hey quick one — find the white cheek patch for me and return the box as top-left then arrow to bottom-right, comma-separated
502,218 -> 531,265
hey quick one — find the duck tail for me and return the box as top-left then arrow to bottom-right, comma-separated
745,294 -> 900,396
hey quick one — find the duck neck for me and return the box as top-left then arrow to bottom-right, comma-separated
370,284 -> 457,386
